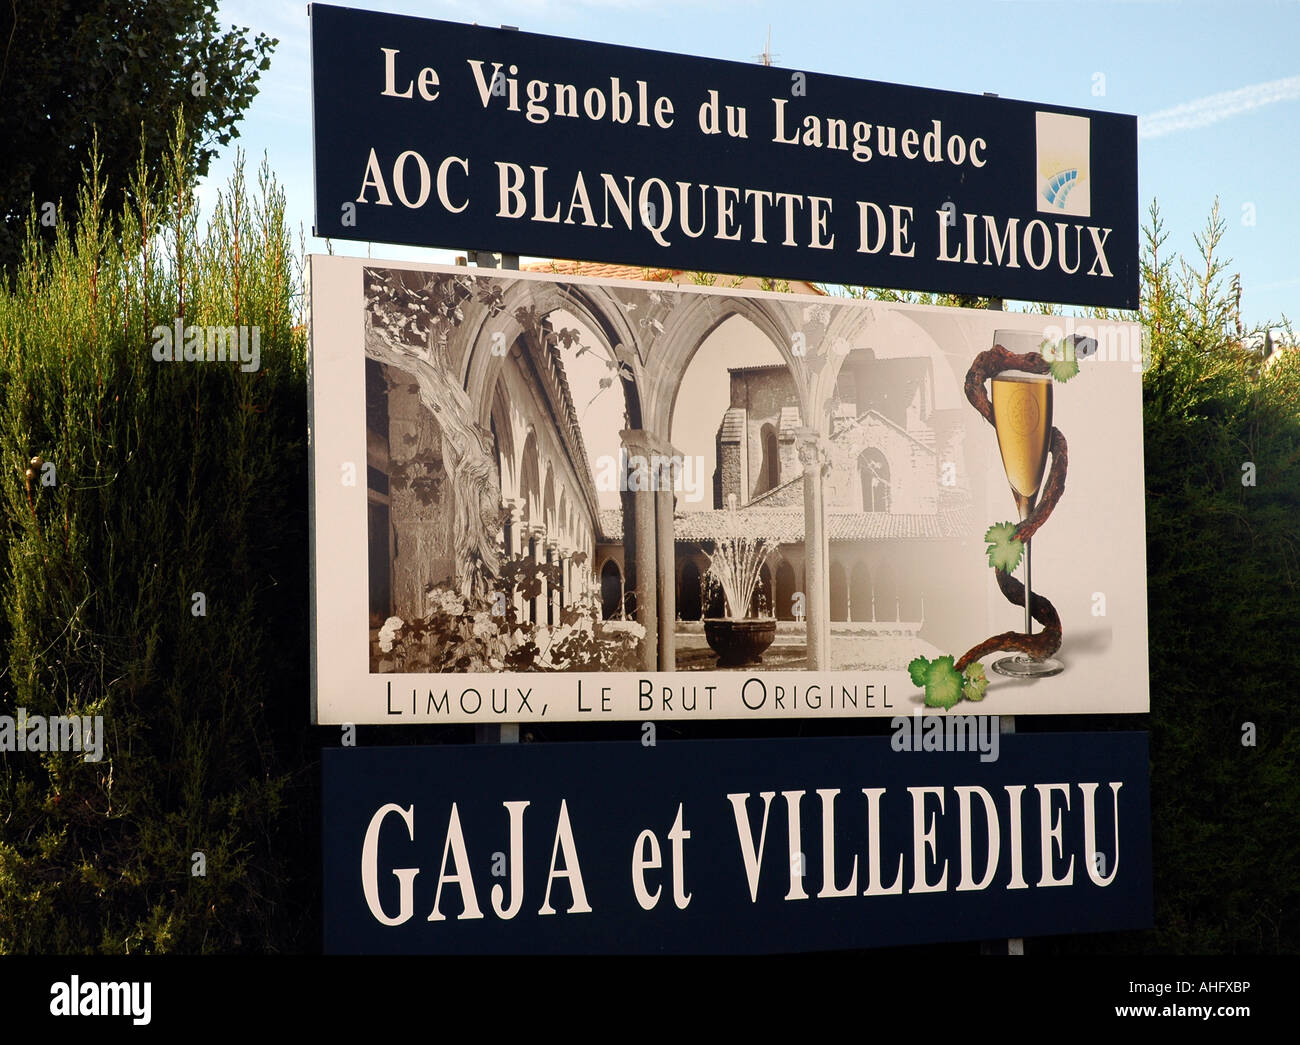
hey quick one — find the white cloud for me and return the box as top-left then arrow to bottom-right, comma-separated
1251,275 -> 1300,292
1139,75 -> 1300,138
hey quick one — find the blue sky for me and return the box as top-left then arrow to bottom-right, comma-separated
209,0 -> 1300,328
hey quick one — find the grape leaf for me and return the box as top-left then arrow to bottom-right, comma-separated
984,521 -> 1024,573
911,654 -> 988,707
1049,358 -> 1080,382
908,656 -> 931,687
962,662 -> 989,702
922,655 -> 963,710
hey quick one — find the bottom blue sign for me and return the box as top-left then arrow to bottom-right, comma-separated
323,732 -> 1152,954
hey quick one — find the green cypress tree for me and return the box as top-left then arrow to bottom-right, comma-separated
1038,201 -> 1300,954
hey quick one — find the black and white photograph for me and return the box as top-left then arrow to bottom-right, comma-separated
311,258 -> 1148,722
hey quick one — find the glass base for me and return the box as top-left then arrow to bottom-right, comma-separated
992,654 -> 1064,679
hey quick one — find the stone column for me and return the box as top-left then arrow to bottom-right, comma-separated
543,540 -> 557,626
385,377 -> 452,619
655,457 -> 677,669
622,430 -> 658,672
503,501 -> 526,624
523,529 -> 535,623
548,541 -> 562,623
823,506 -> 832,633
502,500 -> 515,562
531,527 -> 547,626
796,428 -> 830,670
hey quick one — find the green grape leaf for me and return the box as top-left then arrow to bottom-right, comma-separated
1040,335 -> 1081,364
984,521 -> 1024,573
1049,357 -> 1080,382
922,655 -> 963,710
962,662 -> 989,702
908,656 -> 931,687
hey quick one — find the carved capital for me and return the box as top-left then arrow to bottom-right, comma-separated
620,427 -> 679,460
794,427 -> 830,474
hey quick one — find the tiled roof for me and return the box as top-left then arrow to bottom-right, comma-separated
596,505 -> 976,544
745,471 -> 802,507
522,261 -> 827,295
597,508 -> 625,541
523,261 -> 680,282
717,407 -> 747,443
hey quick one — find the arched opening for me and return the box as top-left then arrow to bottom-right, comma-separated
668,313 -> 787,514
600,560 -> 624,620
557,492 -> 570,610
542,469 -> 556,539
749,562 -> 774,618
534,302 -> 643,639
850,560 -> 872,622
679,560 -> 703,621
756,422 -> 780,496
666,310 -> 798,642
518,430 -> 540,526
488,377 -> 515,508
775,559 -> 797,621
859,448 -> 891,512
703,568 -> 726,619
829,560 -> 848,622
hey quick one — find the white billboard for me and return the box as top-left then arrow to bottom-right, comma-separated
308,255 -> 1149,723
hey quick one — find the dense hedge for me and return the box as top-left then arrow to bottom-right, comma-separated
1098,206 -> 1297,953
0,130 -> 313,953
0,135 -> 1294,953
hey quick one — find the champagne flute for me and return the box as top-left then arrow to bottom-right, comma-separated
989,330 -> 1063,678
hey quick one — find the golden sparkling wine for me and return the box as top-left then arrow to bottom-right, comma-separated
992,371 -> 1053,520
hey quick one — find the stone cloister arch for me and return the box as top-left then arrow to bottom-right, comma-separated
649,295 -> 835,669
442,271 -> 901,671
458,277 -> 649,624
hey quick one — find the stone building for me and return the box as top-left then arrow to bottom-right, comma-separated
595,349 -> 976,662
366,261 -> 980,672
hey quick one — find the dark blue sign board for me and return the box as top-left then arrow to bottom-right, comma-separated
322,733 -> 1152,954
309,5 -> 1138,309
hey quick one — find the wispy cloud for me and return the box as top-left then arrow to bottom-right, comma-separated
1252,275 -> 1300,293
1139,75 -> 1300,138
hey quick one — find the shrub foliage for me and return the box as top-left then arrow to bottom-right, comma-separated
0,123 -> 310,953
